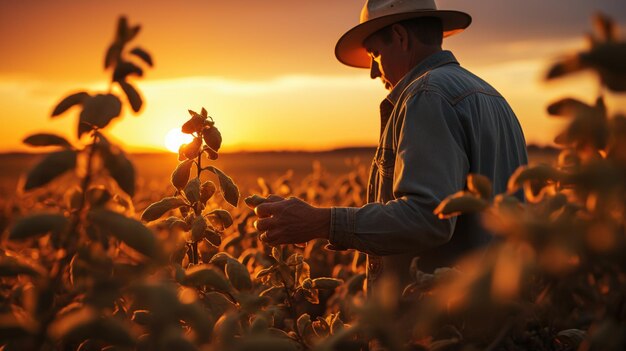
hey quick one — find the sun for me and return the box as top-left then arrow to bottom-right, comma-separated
164,128 -> 194,153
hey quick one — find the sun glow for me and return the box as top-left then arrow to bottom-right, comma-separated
164,128 -> 194,153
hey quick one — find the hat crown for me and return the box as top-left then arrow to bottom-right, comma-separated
360,0 -> 438,23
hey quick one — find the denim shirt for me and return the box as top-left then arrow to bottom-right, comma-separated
328,51 -> 528,291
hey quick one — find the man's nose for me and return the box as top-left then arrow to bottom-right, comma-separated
370,59 -> 381,79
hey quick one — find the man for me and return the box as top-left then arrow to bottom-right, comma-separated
252,0 -> 528,291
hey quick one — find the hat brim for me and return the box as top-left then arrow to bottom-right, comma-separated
335,10 -> 471,68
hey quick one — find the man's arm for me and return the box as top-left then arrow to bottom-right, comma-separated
255,91 -> 468,255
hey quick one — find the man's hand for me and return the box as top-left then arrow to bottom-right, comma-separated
250,195 -> 330,246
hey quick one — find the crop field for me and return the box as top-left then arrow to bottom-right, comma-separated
1,12 -> 624,351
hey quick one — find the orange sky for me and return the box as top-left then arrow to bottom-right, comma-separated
1,0 -> 625,152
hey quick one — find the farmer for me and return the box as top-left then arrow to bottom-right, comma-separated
252,0 -> 528,291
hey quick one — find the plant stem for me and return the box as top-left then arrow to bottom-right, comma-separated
280,276 -> 307,348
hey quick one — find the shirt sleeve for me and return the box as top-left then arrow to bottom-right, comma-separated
328,91 -> 469,256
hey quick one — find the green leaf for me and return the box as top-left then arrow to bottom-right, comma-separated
202,126 -> 222,152
89,209 -> 161,260
118,81 -> 142,113
24,149 -> 77,191
200,181 -> 217,204
129,47 -> 153,66
23,133 -> 72,149
184,178 -> 201,203
113,61 -> 143,82
226,258 -> 252,291
206,166 -> 239,207
191,215 -> 207,242
208,209 -> 233,229
171,159 -> 194,190
78,94 -> 122,138
311,278 -> 343,290
181,115 -> 205,134
0,255 -> 44,277
51,91 -> 90,117
141,197 -> 187,222
183,265 -> 231,293
100,143 -> 136,196
9,214 -> 68,241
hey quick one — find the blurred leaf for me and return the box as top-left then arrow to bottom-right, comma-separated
230,335 -> 300,351
592,13 -> 617,42
141,197 -> 187,222
129,47 -> 153,66
546,56 -> 585,80
200,180 -> 217,204
51,91 -> 90,117
182,115 -> 205,134
89,209 -> 162,260
297,314 -> 312,341
24,149 -> 77,191
118,81 -> 142,113
113,61 -> 143,82
86,186 -> 112,208
131,310 -> 152,326
433,192 -> 488,219
0,255 -> 44,277
312,277 -> 343,290
204,291 -> 236,319
104,42 -> 123,69
467,174 -> 492,199
78,94 -> 122,138
547,98 -> 597,117
9,213 -> 68,241
226,257 -> 252,291
206,166 -> 239,207
184,178 -> 201,203
183,265 -> 231,293
208,209 -> 233,229
201,107 -> 208,118
23,133 -> 72,149
171,159 -> 194,190
100,143 -> 136,196
115,16 -> 129,43
50,308 -> 136,347
202,126 -> 222,152
507,165 -> 562,193
555,329 -> 586,350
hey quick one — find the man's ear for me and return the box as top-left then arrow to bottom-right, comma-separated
391,24 -> 410,51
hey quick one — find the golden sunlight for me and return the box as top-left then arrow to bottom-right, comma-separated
164,128 -> 193,153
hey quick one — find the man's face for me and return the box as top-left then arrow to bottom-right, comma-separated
363,30 -> 408,91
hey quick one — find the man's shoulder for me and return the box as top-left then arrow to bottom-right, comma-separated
408,63 -> 503,106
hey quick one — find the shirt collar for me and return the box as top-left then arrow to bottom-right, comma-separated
386,50 -> 459,106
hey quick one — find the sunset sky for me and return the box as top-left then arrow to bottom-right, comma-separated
1,0 -> 625,152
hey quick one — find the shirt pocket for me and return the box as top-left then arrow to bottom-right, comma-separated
375,147 -> 395,179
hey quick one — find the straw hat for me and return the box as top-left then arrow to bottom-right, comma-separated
335,0 -> 471,68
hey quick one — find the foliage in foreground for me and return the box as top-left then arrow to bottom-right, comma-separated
1,12 -> 626,351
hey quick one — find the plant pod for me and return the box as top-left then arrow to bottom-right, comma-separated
209,209 -> 233,229
171,159 -> 194,190
226,257 -> 252,291
311,277 -> 343,290
184,178 -> 201,204
182,137 -> 202,159
181,115 -> 205,134
434,192 -> 488,219
200,181 -> 216,204
467,174 -> 492,199
244,194 -> 267,208
9,214 -> 68,241
191,216 -> 207,242
141,197 -> 187,222
202,126 -> 222,152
